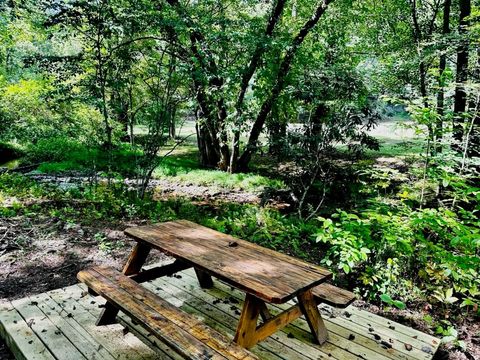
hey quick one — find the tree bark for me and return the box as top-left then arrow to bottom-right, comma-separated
453,0 -> 471,144
188,31 -> 230,169
268,106 -> 287,155
195,111 -> 220,168
468,49 -> 480,157
305,103 -> 328,152
409,0 -> 428,109
409,0 -> 442,142
165,0 -> 230,169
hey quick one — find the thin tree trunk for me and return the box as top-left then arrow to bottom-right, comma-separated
195,113 -> 220,168
435,0 -> 451,153
268,106 -> 287,155
237,0 -> 334,171
306,103 -> 328,152
468,49 -> 480,157
409,0 -> 442,143
188,28 -> 230,169
230,0 -> 288,172
453,0 -> 471,144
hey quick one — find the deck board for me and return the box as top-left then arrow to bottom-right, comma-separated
0,262 -> 440,360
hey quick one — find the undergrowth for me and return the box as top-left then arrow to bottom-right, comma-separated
1,156 -> 478,351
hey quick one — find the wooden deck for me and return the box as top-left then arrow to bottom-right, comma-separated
0,263 -> 440,360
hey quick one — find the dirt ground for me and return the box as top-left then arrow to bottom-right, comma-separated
0,211 -> 478,360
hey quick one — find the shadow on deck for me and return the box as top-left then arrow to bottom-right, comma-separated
0,264 -> 440,360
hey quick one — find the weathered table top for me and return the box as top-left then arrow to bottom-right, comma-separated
125,219 -> 331,303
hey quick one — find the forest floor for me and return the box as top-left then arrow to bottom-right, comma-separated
0,119 -> 478,360
0,194 -> 475,360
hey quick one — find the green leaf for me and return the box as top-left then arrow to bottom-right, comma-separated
380,294 -> 393,304
393,300 -> 406,310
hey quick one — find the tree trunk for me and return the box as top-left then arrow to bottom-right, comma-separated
305,103 -> 328,152
231,0 -> 288,172
409,0 -> 440,142
237,0 -> 334,171
187,28 -> 230,169
468,49 -> 480,157
169,120 -> 175,139
453,0 -> 471,144
435,0 -> 451,153
194,106 -> 220,168
268,107 -> 287,155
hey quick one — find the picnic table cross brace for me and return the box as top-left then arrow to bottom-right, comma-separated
233,291 -> 328,349
95,242 -> 212,326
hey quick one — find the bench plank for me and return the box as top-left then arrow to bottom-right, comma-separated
312,283 -> 355,308
78,266 -> 258,360
93,266 -> 255,360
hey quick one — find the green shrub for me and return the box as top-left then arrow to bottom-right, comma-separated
316,205 -> 480,313
26,137 -> 95,164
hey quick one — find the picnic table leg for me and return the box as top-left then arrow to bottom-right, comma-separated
194,268 -> 213,288
233,294 -> 261,348
96,242 -> 151,326
258,301 -> 271,321
297,289 -> 328,344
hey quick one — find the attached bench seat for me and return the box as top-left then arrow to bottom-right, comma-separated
77,266 -> 258,360
312,283 -> 355,308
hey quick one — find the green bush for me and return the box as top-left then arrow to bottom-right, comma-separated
26,137 -> 92,164
316,205 -> 480,313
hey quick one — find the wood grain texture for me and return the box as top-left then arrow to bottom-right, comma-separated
175,266 -> 437,360
0,301 -> 56,360
0,264 -> 440,360
312,283 -> 356,308
125,220 -> 331,303
11,297 -> 87,360
233,294 -> 261,348
253,304 -> 303,345
298,290 -> 328,345
123,242 -> 152,276
78,266 -> 259,360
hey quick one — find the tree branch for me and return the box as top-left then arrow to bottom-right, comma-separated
238,0 -> 335,169
235,0 -> 288,113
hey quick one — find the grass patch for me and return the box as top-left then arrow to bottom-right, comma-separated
155,167 -> 286,191
365,139 -> 424,158
154,148 -> 286,191
28,137 -> 141,176
28,137 -> 286,192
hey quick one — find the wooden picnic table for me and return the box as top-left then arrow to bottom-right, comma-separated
97,219 -> 332,349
